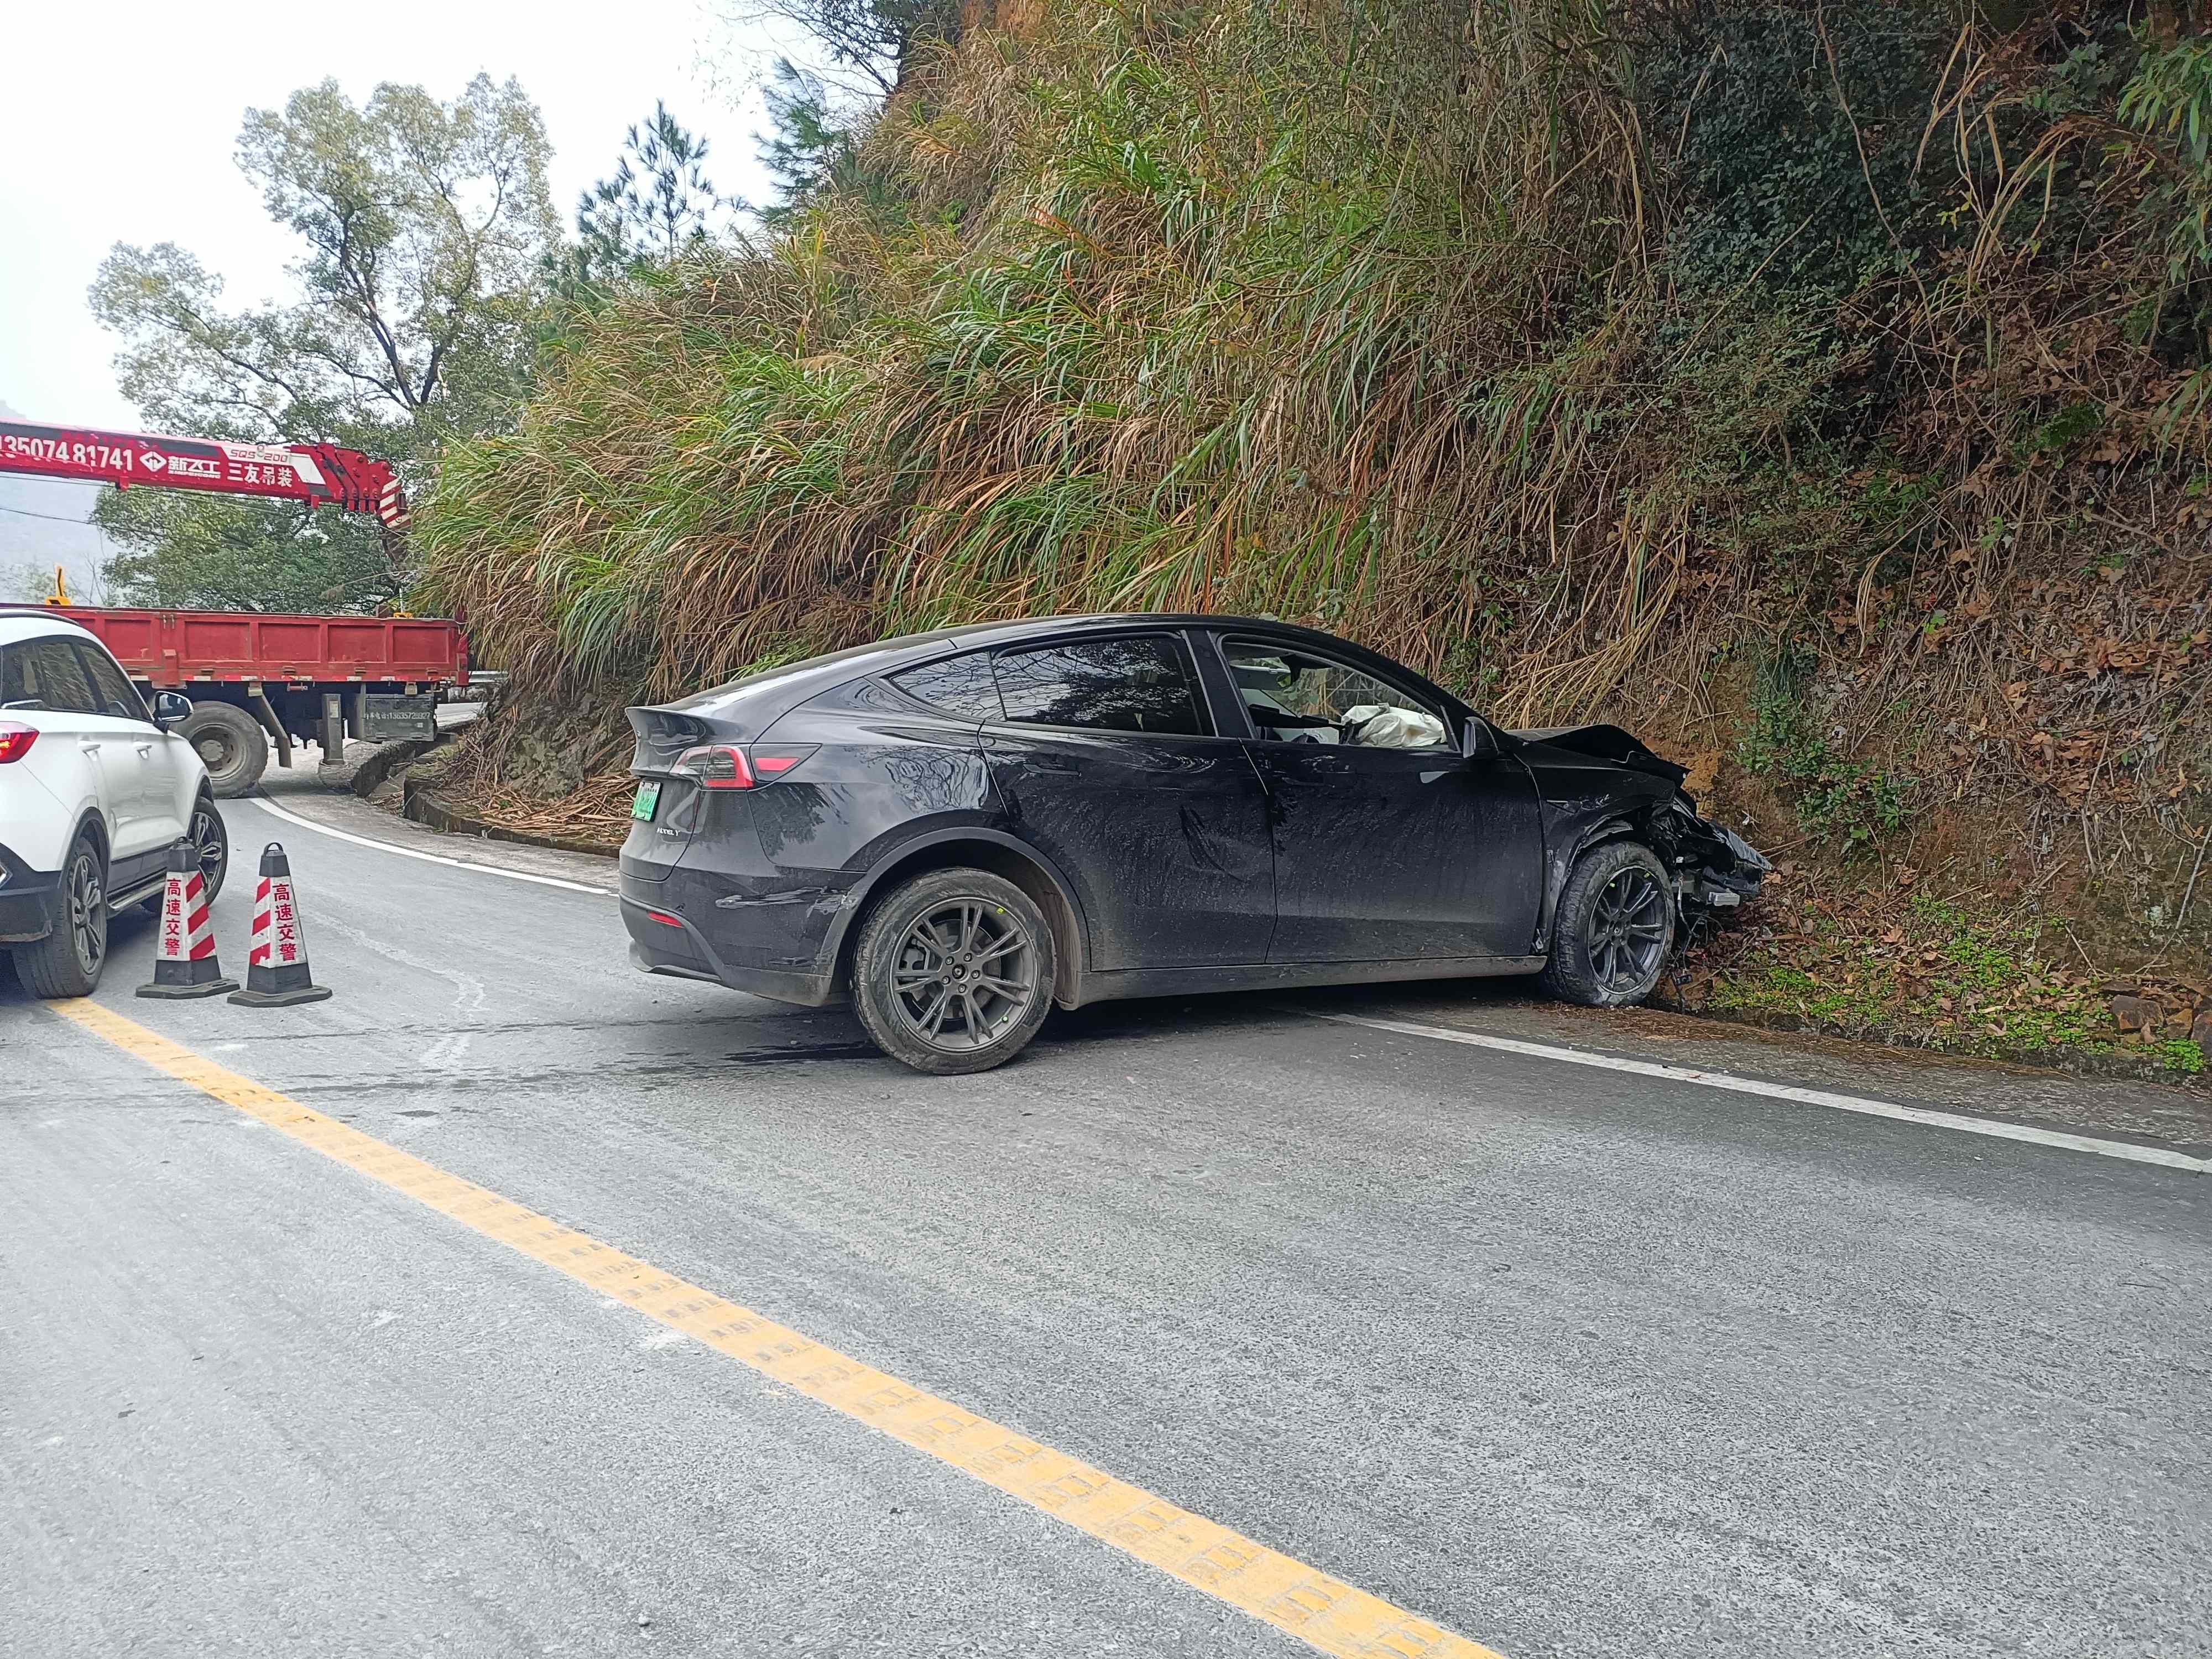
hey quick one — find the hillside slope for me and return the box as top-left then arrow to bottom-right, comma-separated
418,0 -> 2212,1071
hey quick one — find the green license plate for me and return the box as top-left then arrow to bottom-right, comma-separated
631,780 -> 661,821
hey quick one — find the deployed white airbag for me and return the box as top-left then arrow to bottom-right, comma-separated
1344,704 -> 1448,749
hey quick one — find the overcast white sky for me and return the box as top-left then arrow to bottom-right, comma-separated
0,0 -> 797,434
0,0 -> 808,584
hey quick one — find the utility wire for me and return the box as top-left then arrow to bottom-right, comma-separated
0,502 -> 103,526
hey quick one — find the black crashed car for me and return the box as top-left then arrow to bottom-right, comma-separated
618,614 -> 1768,1073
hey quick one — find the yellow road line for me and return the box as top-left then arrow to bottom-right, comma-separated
50,997 -> 1506,1659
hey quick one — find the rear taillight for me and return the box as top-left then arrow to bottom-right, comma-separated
671,743 -> 818,790
675,744 -> 754,789
0,723 -> 35,764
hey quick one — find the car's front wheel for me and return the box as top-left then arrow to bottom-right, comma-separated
11,830 -> 109,998
1541,839 -> 1675,1008
189,792 -> 229,901
850,868 -> 1056,1074
137,793 -> 229,914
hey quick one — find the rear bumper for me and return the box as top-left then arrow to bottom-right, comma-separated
618,891 -> 843,1008
618,788 -> 858,1007
0,843 -> 58,943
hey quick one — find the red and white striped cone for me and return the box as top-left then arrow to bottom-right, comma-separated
228,842 -> 331,1008
137,841 -> 237,999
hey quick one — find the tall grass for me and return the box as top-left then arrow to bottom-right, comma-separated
418,0 -> 2210,948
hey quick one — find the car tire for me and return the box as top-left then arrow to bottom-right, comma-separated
1541,839 -> 1675,1009
11,830 -> 109,999
134,792 -> 230,913
188,791 -> 229,901
178,701 -> 269,798
850,868 -> 1057,1075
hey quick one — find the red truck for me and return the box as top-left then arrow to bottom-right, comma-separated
1,417 -> 468,795
52,603 -> 468,796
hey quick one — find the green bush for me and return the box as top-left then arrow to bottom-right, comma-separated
1737,642 -> 1916,854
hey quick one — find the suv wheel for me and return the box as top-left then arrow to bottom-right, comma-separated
137,794 -> 230,914
851,868 -> 1056,1074
13,831 -> 109,998
1541,839 -> 1674,1008
189,793 -> 229,901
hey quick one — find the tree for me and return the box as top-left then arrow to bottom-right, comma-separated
93,494 -> 404,614
756,60 -> 865,220
1,561 -> 61,603
721,0 -> 961,98
90,74 -> 557,612
577,103 -> 726,278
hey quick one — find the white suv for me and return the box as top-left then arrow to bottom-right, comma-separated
1,611 -> 229,997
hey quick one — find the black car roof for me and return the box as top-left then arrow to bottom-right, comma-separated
650,612 -> 1466,726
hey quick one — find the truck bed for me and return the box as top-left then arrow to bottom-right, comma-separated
56,607 -> 467,688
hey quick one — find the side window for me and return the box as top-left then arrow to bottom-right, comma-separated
993,635 -> 1207,736
4,638 -> 101,716
889,650 -> 1004,721
1224,639 -> 1452,750
74,642 -> 148,722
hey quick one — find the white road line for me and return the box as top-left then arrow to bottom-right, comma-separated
246,795 -> 616,898
1307,1010 -> 2211,1175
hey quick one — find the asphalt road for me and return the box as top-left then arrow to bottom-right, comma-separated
3,779 -> 2208,1658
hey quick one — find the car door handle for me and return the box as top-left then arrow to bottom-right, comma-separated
135,743 -> 155,755
79,741 -> 101,753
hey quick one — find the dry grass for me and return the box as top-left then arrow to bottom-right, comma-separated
417,0 -> 2212,983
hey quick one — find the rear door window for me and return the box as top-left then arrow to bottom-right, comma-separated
73,642 -> 149,722
2,638 -> 101,714
890,650 -> 1004,721
992,635 -> 1207,736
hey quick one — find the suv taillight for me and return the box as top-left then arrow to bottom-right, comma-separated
671,743 -> 818,790
0,723 -> 35,764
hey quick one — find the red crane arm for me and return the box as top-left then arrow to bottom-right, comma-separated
0,419 -> 409,528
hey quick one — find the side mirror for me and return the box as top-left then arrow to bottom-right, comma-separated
1460,717 -> 1498,759
151,691 -> 193,729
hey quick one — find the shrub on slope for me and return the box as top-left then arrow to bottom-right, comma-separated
420,0 -> 2212,980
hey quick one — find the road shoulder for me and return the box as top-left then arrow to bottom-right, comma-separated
256,773 -> 2212,1163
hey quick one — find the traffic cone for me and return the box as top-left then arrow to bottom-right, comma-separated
137,841 -> 237,999
228,842 -> 332,1008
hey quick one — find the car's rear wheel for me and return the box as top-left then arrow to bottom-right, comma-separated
178,701 -> 269,798
11,831 -> 109,998
1541,839 -> 1674,1008
851,868 -> 1056,1075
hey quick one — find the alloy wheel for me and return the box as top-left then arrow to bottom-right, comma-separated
891,898 -> 1038,1051
67,852 -> 107,977
1590,864 -> 1667,991
190,804 -> 225,891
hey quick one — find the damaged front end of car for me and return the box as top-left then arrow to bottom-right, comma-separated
1508,722 -> 1773,928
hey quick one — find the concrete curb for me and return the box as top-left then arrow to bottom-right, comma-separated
1648,991 -> 2208,1090
348,738 -> 435,800
401,780 -> 622,859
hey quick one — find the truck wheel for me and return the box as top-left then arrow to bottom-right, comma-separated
179,702 -> 269,797
11,830 -> 109,998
